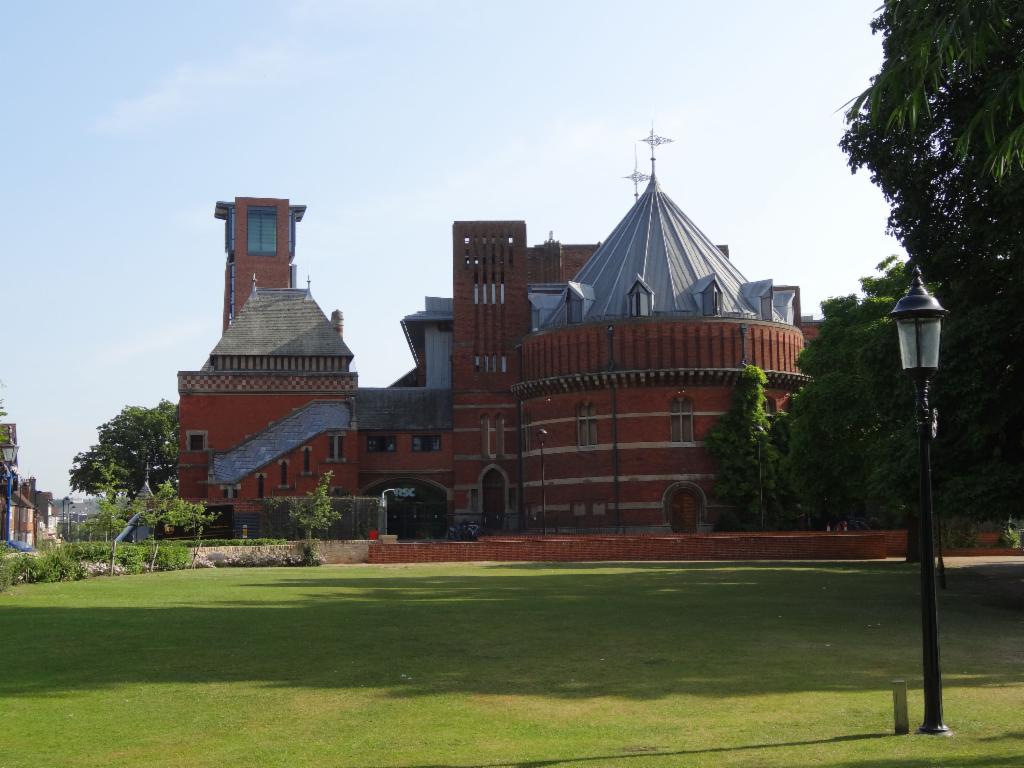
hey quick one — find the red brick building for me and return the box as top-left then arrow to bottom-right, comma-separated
178,178 -> 811,536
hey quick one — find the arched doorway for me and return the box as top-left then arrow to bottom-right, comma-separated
481,468 -> 506,531
666,485 -> 703,533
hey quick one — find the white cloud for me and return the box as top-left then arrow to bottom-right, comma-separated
94,44 -> 299,135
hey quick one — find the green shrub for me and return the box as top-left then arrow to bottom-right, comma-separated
115,545 -> 147,575
0,555 -> 26,591
26,549 -> 86,583
154,545 -> 191,571
998,525 -> 1021,549
66,542 -> 111,562
300,541 -> 323,567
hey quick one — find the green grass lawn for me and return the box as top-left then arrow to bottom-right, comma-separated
1,561 -> 1021,768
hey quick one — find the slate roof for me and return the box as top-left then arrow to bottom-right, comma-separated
211,288 -> 353,357
542,177 -> 786,326
355,388 -> 453,431
211,400 -> 352,484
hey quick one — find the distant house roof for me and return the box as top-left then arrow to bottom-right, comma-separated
211,400 -> 352,484
355,388 -> 453,431
542,177 -> 789,326
210,288 -> 353,358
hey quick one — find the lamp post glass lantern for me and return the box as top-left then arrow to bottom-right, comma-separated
890,265 -> 950,736
1,443 -> 18,543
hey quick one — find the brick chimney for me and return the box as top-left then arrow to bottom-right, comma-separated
331,310 -> 344,338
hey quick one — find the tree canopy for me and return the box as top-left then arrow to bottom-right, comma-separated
788,257 -> 916,525
842,2 -> 1024,522
70,400 -> 178,497
705,365 -> 780,529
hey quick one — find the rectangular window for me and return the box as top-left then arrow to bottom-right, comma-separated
470,489 -> 480,512
328,434 -> 345,459
247,207 -> 277,254
412,435 -> 441,452
367,435 -> 396,453
572,501 -> 586,517
187,432 -> 207,451
592,501 -> 606,516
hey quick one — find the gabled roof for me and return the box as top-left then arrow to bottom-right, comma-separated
541,178 -> 788,326
355,388 -> 453,431
211,400 -> 351,484
211,288 -> 353,357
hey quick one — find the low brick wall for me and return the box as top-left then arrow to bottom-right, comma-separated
882,530 -> 1019,558
318,540 -> 370,564
366,532 -> 889,564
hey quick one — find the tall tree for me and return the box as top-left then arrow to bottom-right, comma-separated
842,2 -> 1024,522
705,365 -> 776,529
70,400 -> 178,496
789,257 -> 916,529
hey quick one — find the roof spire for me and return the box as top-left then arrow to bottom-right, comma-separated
622,145 -> 651,200
251,273 -> 258,297
640,123 -> 673,179
306,274 -> 311,295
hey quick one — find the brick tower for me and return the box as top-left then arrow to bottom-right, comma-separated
214,197 -> 307,331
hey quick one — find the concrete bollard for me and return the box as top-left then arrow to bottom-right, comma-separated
892,679 -> 909,735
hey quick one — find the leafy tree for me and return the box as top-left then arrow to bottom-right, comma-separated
289,472 -> 340,545
83,485 -> 137,574
705,366 -> 777,529
847,0 -> 1024,179
843,3 -> 1024,525
789,258 -> 916,529
140,481 -> 182,572
171,496 -> 217,567
70,400 -> 178,497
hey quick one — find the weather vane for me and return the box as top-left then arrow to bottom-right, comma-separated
622,146 -> 650,200
640,123 -> 673,178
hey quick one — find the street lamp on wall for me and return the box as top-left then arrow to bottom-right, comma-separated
891,265 -> 950,736
537,428 -> 548,534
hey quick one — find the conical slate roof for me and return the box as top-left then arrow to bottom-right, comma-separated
542,177 -> 782,326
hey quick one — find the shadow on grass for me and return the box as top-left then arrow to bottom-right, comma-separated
1,561 -> 1020,700
377,732 -> 891,768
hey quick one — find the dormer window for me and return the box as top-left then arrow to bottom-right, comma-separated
702,283 -> 721,316
627,277 -> 653,318
567,292 -> 583,324
761,295 -> 774,321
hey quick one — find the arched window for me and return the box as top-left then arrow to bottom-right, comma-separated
670,398 -> 694,443
257,474 -> 265,499
577,403 -> 597,447
495,414 -> 505,456
302,447 -> 311,474
279,460 -> 288,487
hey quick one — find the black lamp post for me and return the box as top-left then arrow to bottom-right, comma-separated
890,265 -> 950,736
1,442 -> 19,544
537,428 -> 548,534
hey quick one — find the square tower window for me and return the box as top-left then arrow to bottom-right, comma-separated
248,207 -> 277,255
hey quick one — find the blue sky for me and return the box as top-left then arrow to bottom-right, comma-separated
2,1 -> 901,497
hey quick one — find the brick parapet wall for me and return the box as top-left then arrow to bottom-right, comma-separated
367,532 -> 889,563
178,371 -> 357,394
520,318 -> 806,384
